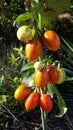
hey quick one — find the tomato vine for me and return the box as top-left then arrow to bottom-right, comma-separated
13,0 -> 71,130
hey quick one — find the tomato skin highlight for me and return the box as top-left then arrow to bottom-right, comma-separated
14,85 -> 30,100
42,30 -> 60,51
25,40 -> 42,61
25,93 -> 40,111
34,68 -> 49,88
39,94 -> 53,112
47,65 -> 59,84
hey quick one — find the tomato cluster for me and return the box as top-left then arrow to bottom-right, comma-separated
14,86 -> 53,112
17,25 -> 60,61
14,65 -> 66,112
34,63 -> 66,87
15,25 -> 66,114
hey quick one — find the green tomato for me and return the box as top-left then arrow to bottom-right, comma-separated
17,25 -> 35,42
57,68 -> 66,84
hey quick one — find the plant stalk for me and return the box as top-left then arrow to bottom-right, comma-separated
41,108 -> 47,130
38,13 -> 42,31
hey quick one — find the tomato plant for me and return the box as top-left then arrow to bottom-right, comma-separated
14,85 -> 31,100
13,0 -> 71,129
25,92 -> 40,111
34,68 -> 49,88
39,94 -> 53,112
42,30 -> 60,51
25,39 -> 42,61
47,65 -> 59,84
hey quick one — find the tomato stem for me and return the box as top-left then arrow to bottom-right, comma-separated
41,108 -> 47,130
38,13 -> 42,31
58,62 -> 61,69
40,88 -> 48,130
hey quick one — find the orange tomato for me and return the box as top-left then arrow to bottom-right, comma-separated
14,85 -> 30,100
39,94 -> 53,112
47,65 -> 59,84
34,68 -> 49,88
42,30 -> 60,51
25,93 -> 40,111
25,40 -> 42,61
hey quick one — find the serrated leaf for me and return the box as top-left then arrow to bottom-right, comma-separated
54,86 -> 68,117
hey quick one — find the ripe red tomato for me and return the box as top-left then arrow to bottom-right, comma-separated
34,68 -> 49,88
42,30 -> 60,51
25,39 -> 42,61
25,93 -> 40,111
14,85 -> 30,100
47,65 -> 59,84
39,94 -> 53,112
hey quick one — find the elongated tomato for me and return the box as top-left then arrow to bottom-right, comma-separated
34,68 -> 49,88
42,30 -> 60,51
14,85 -> 30,100
39,94 -> 53,112
25,93 -> 40,110
47,65 -> 59,84
25,40 -> 42,61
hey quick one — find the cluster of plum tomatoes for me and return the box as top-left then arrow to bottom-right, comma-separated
14,25 -> 66,113
17,25 -> 60,61
14,85 -> 53,112
14,63 -> 66,112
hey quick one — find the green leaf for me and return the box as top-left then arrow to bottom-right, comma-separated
0,76 -> 4,87
47,84 -> 68,117
64,68 -> 73,77
14,12 -> 33,25
31,0 -> 71,28
22,73 -> 35,87
61,37 -> 73,53
54,86 -> 68,117
47,83 -> 55,98
65,76 -> 73,81
61,42 -> 73,57
0,0 -> 5,5
20,62 -> 34,73
46,0 -> 70,15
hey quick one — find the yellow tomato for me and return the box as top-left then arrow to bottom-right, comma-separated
57,68 -> 66,84
17,25 -> 35,42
